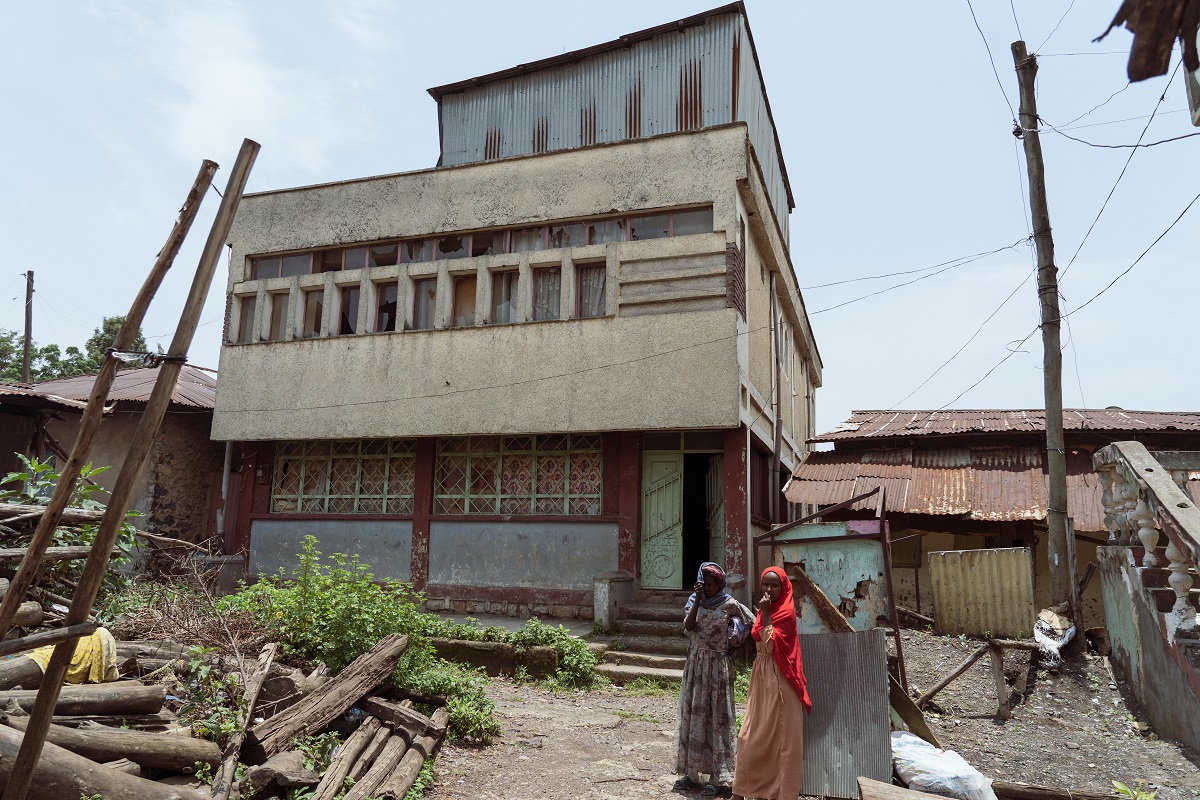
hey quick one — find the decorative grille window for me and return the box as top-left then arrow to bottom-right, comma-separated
271,439 -> 416,514
434,434 -> 603,515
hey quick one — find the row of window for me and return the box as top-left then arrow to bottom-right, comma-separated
247,207 -> 714,280
271,435 -> 604,516
236,262 -> 606,343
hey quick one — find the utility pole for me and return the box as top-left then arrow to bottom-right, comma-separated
1012,41 -> 1070,612
21,271 -> 33,383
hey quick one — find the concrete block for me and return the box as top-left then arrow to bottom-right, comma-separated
593,570 -> 635,633
531,603 -> 550,617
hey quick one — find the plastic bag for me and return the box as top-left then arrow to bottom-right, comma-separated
891,732 -> 997,800
1033,608 -> 1076,667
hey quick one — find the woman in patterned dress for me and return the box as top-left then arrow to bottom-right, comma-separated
731,566 -> 813,800
674,562 -> 748,796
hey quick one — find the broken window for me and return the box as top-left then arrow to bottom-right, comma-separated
491,271 -> 518,324
236,295 -> 257,343
588,218 -> 626,244
548,223 -> 585,249
369,242 -> 399,268
452,275 -> 477,327
576,263 -> 606,319
437,235 -> 468,260
271,439 -> 417,514
268,292 -> 290,341
510,226 -> 547,253
319,250 -> 343,273
433,434 -> 603,515
413,278 -> 437,330
401,239 -> 431,264
672,207 -> 714,236
375,281 -> 398,332
531,266 -> 561,321
472,231 -> 506,257
338,285 -> 360,335
302,288 -> 323,338
344,247 -> 368,271
629,213 -> 670,241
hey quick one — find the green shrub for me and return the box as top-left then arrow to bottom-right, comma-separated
420,615 -> 599,689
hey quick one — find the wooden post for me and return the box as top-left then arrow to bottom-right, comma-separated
990,643 -> 1011,720
20,271 -> 32,383
1065,517 -> 1084,653
1012,40 -> 1070,612
0,159 -> 219,643
2,142 -> 257,800
211,642 -> 277,800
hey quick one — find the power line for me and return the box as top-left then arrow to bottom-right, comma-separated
1060,59 -> 1182,278
937,327 -> 1039,410
1036,0 -> 1076,52
1057,82 -> 1130,129
1038,51 -> 1130,57
1058,108 -> 1188,131
809,239 -> 1025,315
800,242 -> 1025,289
965,0 -> 1017,121
1043,125 -> 1200,149
1062,186 -> 1200,320
1008,0 -> 1023,41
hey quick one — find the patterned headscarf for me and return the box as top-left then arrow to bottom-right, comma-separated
693,561 -> 731,609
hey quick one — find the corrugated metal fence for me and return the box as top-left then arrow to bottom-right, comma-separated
928,547 -> 1035,638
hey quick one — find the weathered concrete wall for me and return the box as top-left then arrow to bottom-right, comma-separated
150,413 -> 223,543
1098,546 -> 1200,750
214,309 -> 741,441
47,412 -> 154,517
427,520 -> 618,590
248,518 -> 413,581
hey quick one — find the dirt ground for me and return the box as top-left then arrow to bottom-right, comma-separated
427,629 -> 1200,800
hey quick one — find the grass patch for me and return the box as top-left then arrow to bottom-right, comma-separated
612,710 -> 657,723
622,676 -> 681,697
734,660 -> 753,703
404,756 -> 436,800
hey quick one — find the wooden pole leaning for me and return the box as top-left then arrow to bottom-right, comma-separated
3,139 -> 258,800
0,159 -> 219,643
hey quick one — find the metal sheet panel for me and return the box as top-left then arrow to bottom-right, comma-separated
928,547 -> 1035,638
772,523 -> 890,634
814,409 -> 1200,442
799,628 -> 892,799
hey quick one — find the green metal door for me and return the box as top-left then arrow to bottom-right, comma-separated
641,453 -> 684,589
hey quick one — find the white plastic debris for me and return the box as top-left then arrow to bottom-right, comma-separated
1033,607 -> 1076,667
891,731 -> 998,800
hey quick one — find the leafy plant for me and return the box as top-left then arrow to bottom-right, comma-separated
289,730 -> 342,773
734,660 -> 753,703
403,659 -> 500,744
177,645 -> 242,749
403,756 -> 436,800
1113,781 -> 1157,800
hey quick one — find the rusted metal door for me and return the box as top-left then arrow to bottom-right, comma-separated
641,453 -> 683,588
706,455 -> 725,568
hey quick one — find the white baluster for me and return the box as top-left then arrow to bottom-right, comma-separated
1099,466 -> 1120,544
1112,473 -> 1137,545
1134,498 -> 1161,568
1164,539 -> 1197,633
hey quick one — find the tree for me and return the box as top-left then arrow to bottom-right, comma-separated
0,316 -> 146,383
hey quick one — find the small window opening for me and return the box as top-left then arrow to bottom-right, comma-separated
268,292 -> 290,341
452,275 -> 477,327
548,223 -> 585,248
376,282 -> 398,332
237,296 -> 257,343
369,242 -> 399,268
344,247 -> 368,270
413,278 -> 437,330
472,231 -> 506,257
437,235 -> 468,260
339,286 -> 360,335
587,218 -> 626,245
531,266 -> 561,321
629,213 -> 670,241
511,227 -> 547,253
672,207 -> 714,236
302,288 -> 323,338
319,250 -> 343,273
576,263 -> 606,319
491,271 -> 518,324
251,256 -> 281,280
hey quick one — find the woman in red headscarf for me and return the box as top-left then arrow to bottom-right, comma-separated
732,565 -> 812,800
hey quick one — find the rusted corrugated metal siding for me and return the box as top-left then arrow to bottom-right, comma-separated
928,547 -> 1035,638
814,408 -> 1200,442
799,628 -> 892,798
31,365 -> 217,409
434,10 -> 792,239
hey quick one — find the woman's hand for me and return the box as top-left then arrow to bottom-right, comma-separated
693,580 -> 705,598
756,592 -> 772,614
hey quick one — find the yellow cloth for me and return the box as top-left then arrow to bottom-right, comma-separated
27,627 -> 119,684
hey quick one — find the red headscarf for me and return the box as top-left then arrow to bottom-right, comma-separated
751,566 -> 812,713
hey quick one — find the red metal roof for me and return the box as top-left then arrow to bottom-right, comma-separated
29,365 -> 217,410
783,446 -> 1129,532
815,409 -> 1200,442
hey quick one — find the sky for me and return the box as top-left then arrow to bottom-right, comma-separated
2,1 -> 1197,437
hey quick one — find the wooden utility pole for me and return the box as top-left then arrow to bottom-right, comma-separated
20,271 -> 32,382
1012,41 -> 1070,610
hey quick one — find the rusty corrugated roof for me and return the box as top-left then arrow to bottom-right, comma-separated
29,365 -> 217,410
814,409 -> 1200,442
783,446 -> 1128,532
0,383 -> 93,412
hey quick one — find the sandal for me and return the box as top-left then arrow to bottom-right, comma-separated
701,785 -> 720,797
673,777 -> 697,791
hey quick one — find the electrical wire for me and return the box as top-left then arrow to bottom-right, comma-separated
936,326 -> 1039,410
1058,108 -> 1188,132
800,242 -> 1027,289
1056,82 -> 1131,129
1043,125 -> 1200,149
965,0 -> 1017,121
1008,0 -> 1023,41
1036,0 -> 1076,53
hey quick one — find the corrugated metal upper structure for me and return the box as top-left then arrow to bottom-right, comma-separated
0,383 -> 92,413
30,365 -> 217,410
428,3 -> 794,242
815,408 -> 1200,443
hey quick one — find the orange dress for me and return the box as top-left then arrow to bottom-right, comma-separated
732,625 -> 805,800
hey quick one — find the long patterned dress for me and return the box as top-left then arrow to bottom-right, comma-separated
674,597 -> 744,787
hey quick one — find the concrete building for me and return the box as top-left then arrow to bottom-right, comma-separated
212,4 -> 821,617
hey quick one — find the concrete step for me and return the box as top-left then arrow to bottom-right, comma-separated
603,650 -> 687,671
591,634 -> 690,656
633,589 -> 692,605
595,662 -> 684,684
619,603 -> 684,622
616,618 -> 687,638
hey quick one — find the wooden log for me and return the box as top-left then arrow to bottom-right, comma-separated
311,716 -> 383,800
50,712 -> 177,730
4,713 -> 221,771
102,757 -> 145,776
859,776 -> 942,800
388,687 -> 448,707
0,547 -> 122,564
115,639 -> 190,659
888,674 -> 942,749
0,504 -> 105,526
915,644 -> 990,709
0,681 -> 166,715
989,644 -> 1011,720
0,723 -> 209,800
0,621 -> 98,659
0,656 -> 43,690
212,642 -> 277,800
342,733 -> 410,800
989,638 -> 1041,651
360,696 -> 446,739
374,708 -> 451,800
245,633 -> 408,763
7,601 -> 45,627
897,606 -> 935,626
347,723 -> 393,785
992,780 -> 1116,800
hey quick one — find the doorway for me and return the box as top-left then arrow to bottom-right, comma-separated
641,450 -> 725,590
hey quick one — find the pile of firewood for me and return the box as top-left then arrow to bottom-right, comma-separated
0,633 -> 449,799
